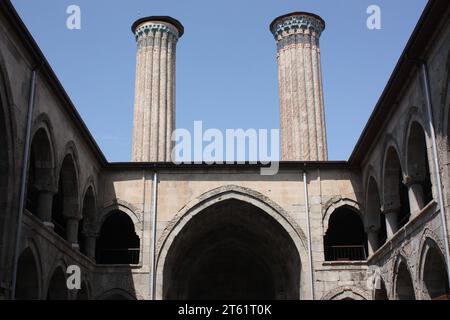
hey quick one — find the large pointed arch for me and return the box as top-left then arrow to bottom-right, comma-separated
155,185 -> 309,300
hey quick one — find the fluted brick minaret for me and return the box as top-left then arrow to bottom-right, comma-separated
131,16 -> 184,162
270,12 -> 328,161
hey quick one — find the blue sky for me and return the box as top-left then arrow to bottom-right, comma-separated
11,0 -> 428,162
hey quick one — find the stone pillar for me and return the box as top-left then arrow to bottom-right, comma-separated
66,218 -> 80,249
131,16 -> 184,162
270,12 -> 328,161
367,227 -> 379,256
404,175 -> 424,215
84,234 -> 97,260
382,207 -> 399,238
36,189 -> 56,228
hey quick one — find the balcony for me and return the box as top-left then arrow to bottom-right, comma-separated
96,248 -> 140,265
325,245 -> 367,262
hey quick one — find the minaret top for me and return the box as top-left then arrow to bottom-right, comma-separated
270,12 -> 325,38
131,16 -> 184,38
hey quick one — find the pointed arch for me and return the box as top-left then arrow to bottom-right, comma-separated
52,151 -> 80,239
418,230 -> 449,300
323,199 -> 367,261
393,255 -> 416,300
321,286 -> 371,300
79,183 -> 97,256
382,145 -> 410,230
155,185 -> 309,300
366,176 -> 387,253
95,288 -> 136,300
15,244 -> 42,300
46,264 -> 68,300
26,123 -> 56,216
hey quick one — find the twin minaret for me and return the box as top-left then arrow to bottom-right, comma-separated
131,12 -> 328,162
131,16 -> 183,162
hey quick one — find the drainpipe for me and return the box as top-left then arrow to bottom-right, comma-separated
303,170 -> 315,300
149,171 -> 158,300
11,64 -> 41,299
420,62 -> 450,290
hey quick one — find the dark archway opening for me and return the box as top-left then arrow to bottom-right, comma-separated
96,210 -> 140,264
52,155 -> 78,239
384,147 -> 410,230
76,282 -> 89,300
395,262 -> 416,300
374,278 -> 388,300
47,267 -> 68,300
423,245 -> 450,300
15,249 -> 39,300
366,178 -> 387,253
324,207 -> 367,261
26,128 -> 53,216
79,187 -> 95,256
163,199 -> 301,300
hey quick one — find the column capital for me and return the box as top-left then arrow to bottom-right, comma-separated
84,232 -> 99,239
365,225 -> 380,234
270,12 -> 325,40
35,186 -> 58,195
132,16 -> 184,42
381,205 -> 401,215
403,175 -> 424,187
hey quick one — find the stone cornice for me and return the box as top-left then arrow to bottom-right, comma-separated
134,22 -> 180,43
270,13 -> 325,39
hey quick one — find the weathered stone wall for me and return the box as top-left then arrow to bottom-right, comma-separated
0,1 -> 449,301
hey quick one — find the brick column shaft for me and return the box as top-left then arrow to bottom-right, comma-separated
131,17 -> 183,162
271,12 -> 328,161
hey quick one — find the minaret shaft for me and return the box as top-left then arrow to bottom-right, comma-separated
131,17 -> 183,162
271,12 -> 328,161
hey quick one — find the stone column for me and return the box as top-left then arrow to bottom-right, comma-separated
404,175 -> 424,215
270,12 -> 328,161
131,16 -> 184,162
367,227 -> 379,256
36,189 -> 56,228
383,208 -> 399,238
66,218 -> 80,249
84,234 -> 97,260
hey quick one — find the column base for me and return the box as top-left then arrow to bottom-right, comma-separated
43,221 -> 55,229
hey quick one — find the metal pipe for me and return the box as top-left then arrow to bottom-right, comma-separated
140,170 -> 147,297
11,66 -> 40,299
420,62 -> 450,290
303,170 -> 315,300
149,171 -> 158,300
